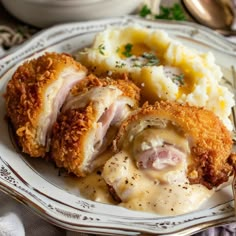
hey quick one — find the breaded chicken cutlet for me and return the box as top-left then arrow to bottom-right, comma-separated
102,101 -> 236,215
105,100 -> 235,189
50,74 -> 140,177
5,52 -> 87,157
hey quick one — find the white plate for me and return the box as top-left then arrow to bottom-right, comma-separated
0,16 -> 236,235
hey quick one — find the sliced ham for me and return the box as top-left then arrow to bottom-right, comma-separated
50,78 -> 140,177
94,99 -> 132,155
136,144 -> 186,170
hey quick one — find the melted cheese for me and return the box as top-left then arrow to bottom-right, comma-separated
132,127 -> 189,153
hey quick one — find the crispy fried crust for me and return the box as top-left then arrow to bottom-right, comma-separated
71,73 -> 140,101
115,101 -> 234,189
50,75 -> 140,177
5,52 -> 87,157
51,104 -> 96,176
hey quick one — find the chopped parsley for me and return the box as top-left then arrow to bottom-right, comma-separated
115,61 -> 126,68
139,3 -> 186,21
122,43 -> 133,57
172,74 -> 184,86
139,4 -> 152,17
142,52 -> 159,66
118,43 -> 160,68
155,4 -> 186,21
132,52 -> 159,67
98,44 -> 105,55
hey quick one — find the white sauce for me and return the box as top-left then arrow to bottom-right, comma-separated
76,168 -> 115,204
102,151 -> 214,216
76,126 -> 214,216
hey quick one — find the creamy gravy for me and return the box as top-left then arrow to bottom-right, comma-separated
77,126 -> 214,216
77,150 -> 213,216
76,168 -> 115,204
102,151 -> 214,216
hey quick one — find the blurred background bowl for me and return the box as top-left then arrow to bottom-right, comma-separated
1,0 -> 143,28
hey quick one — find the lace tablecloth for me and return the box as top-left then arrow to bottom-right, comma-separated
0,1 -> 236,236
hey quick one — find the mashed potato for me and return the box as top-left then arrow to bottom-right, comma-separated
78,24 -> 235,131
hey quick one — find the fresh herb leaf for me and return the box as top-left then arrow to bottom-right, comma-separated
115,61 -> 126,68
122,43 -> 133,57
173,74 -> 184,86
172,3 -> 186,21
142,52 -> 159,66
131,52 -> 159,67
155,3 -> 186,21
139,4 -> 152,17
98,44 -> 105,55
139,3 -> 186,21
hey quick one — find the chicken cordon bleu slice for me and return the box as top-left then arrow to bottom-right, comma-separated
5,52 -> 87,157
102,101 -> 236,215
50,75 -> 140,177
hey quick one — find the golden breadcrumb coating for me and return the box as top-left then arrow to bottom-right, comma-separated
50,74 -> 140,177
51,104 -> 96,176
71,73 -> 140,101
5,52 -> 87,157
115,101 -> 235,189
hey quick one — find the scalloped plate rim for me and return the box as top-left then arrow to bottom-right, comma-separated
0,16 -> 235,235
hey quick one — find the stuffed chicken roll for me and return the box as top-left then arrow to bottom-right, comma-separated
102,101 -> 235,215
5,52 -> 87,157
50,75 -> 140,177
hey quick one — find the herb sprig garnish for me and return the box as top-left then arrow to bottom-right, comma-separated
122,43 -> 133,57
139,4 -> 152,17
139,3 -> 186,21
156,4 -> 186,20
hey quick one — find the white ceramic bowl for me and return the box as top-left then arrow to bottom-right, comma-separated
1,0 -> 143,28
